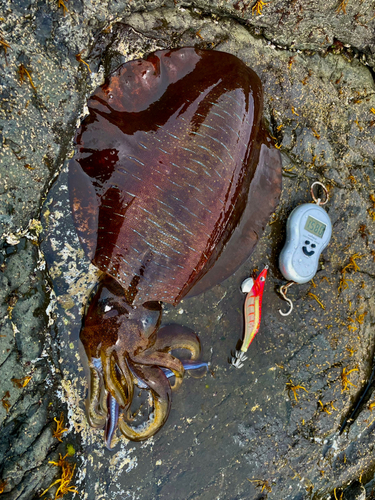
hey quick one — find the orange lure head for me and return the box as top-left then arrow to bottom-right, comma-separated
252,265 -> 268,298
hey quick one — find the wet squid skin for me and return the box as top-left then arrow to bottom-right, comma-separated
69,47 -> 282,444
81,276 -> 205,443
104,360 -> 208,449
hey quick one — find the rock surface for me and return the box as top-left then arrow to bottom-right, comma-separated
0,1 -> 375,499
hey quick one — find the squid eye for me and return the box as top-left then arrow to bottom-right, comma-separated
260,276 -> 266,282
108,93 -> 114,100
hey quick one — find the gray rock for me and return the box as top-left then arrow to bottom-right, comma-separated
343,481 -> 366,500
1,0 -> 375,499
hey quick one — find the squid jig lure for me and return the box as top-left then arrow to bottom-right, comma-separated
231,265 -> 268,368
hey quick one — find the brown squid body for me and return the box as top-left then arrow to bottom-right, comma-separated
69,47 -> 282,445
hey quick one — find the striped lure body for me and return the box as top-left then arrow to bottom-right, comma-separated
241,266 -> 268,352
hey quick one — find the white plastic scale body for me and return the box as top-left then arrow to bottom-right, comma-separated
279,203 -> 332,284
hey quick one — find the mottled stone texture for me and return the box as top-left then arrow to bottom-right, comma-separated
0,0 -> 374,499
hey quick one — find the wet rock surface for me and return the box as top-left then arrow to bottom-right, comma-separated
0,1 -> 375,499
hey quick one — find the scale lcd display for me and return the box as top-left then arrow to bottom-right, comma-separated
304,216 -> 326,238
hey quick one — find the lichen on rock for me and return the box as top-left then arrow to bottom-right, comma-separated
1,0 -> 375,499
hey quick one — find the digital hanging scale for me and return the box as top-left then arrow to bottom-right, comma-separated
279,182 -> 332,285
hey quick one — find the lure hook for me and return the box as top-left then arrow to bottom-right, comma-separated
278,281 -> 294,316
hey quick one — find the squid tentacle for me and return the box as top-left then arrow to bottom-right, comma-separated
105,392 -> 120,450
131,351 -> 185,390
101,349 -> 128,408
118,365 -> 171,442
104,358 -> 209,448
114,350 -> 134,407
152,324 -> 202,360
87,363 -> 107,427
